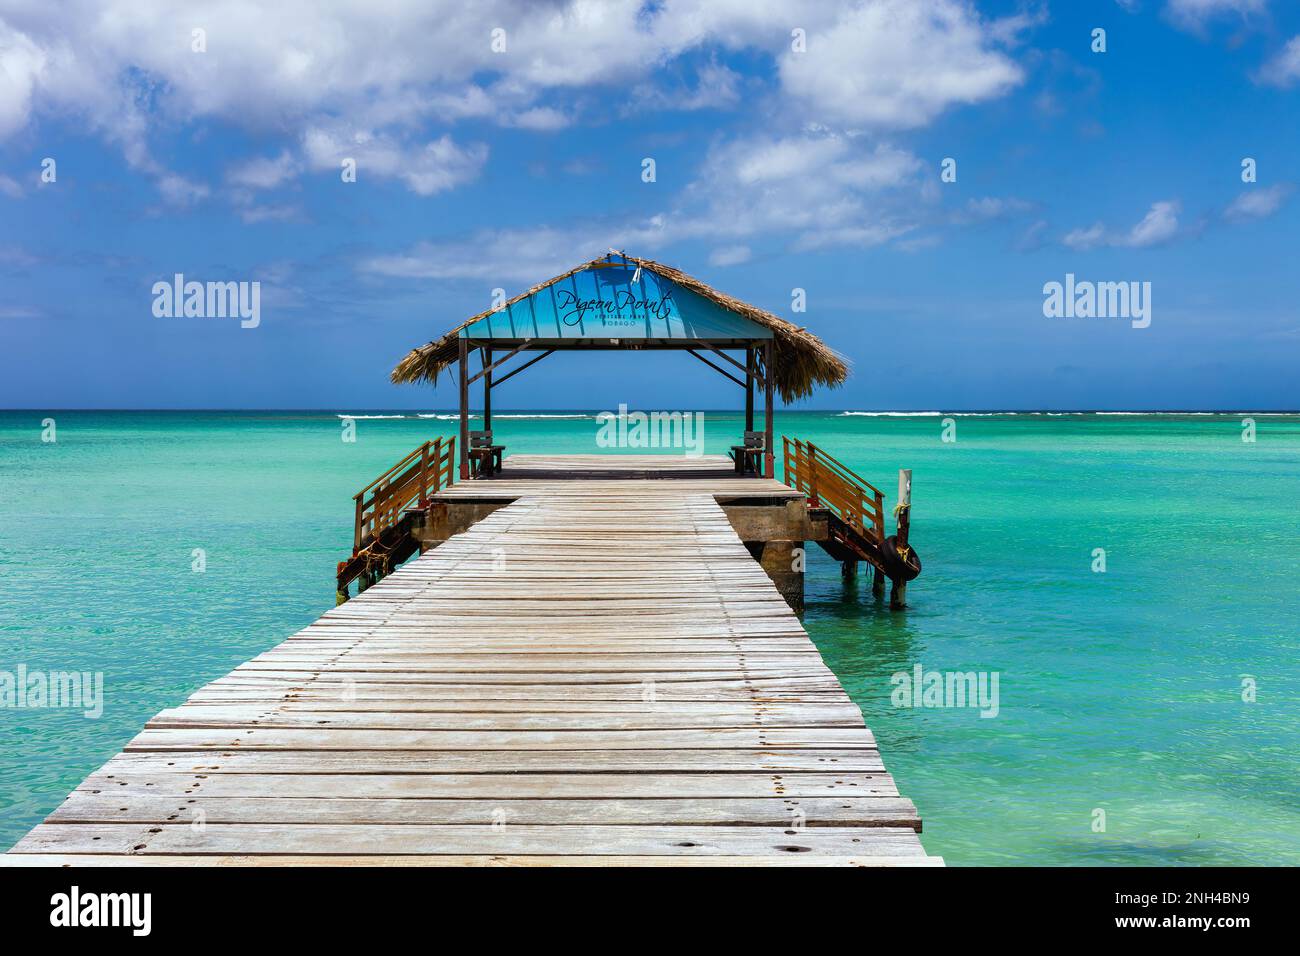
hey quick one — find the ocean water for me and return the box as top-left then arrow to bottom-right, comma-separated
1,410 -> 1296,864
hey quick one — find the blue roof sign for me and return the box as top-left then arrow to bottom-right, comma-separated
460,261 -> 772,341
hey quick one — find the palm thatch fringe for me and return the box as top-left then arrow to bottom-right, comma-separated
390,252 -> 849,402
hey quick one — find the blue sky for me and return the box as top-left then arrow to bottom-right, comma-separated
1,0 -> 1297,410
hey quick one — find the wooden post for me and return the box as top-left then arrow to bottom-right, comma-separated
458,338 -> 470,480
841,558 -> 857,580
483,346 -> 492,433
872,566 -> 886,599
744,346 -> 754,433
807,442 -> 819,506
763,340 -> 774,478
896,469 -> 912,547
418,441 -> 428,505
890,468 -> 912,610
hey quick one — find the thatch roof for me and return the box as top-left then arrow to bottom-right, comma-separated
390,252 -> 849,402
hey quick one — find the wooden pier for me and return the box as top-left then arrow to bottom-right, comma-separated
6,456 -> 937,866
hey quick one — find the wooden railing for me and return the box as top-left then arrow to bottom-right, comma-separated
782,437 -> 886,545
353,437 -> 456,552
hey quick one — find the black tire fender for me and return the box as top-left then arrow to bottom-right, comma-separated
881,535 -> 922,581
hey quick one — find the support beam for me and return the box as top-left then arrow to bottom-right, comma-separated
458,338 -> 469,480
745,346 -> 754,433
482,347 -> 492,432
685,349 -> 747,388
491,349 -> 554,389
466,341 -> 529,385
763,340 -> 775,479
699,341 -> 764,388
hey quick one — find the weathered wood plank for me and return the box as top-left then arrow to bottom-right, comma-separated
12,823 -> 928,857
77,771 -> 902,799
124,727 -> 877,752
96,748 -> 888,774
48,793 -> 920,829
1,854 -> 943,867
148,703 -> 868,730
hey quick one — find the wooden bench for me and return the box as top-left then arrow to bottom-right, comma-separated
730,431 -> 765,476
468,430 -> 505,478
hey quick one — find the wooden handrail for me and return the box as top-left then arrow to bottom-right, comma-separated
353,441 -> 431,501
353,436 -> 456,553
800,441 -> 885,499
781,436 -> 887,544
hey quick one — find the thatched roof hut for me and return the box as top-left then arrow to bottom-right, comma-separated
391,252 -> 848,403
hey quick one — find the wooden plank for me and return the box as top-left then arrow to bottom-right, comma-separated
77,772 -> 902,799
1,854 -> 943,868
12,823 -> 929,857
95,748 -> 888,774
48,793 -> 920,829
147,703 -> 869,730
124,727 -> 878,751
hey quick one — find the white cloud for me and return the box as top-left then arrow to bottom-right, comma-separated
364,124 -> 934,278
0,1 -> 1029,196
227,151 -> 299,191
709,245 -> 752,266
1256,36 -> 1300,87
953,196 -> 1034,224
156,173 -> 210,207
1,0 -> 1038,255
684,131 -> 921,249
362,217 -> 675,283
1063,222 -> 1107,251
0,2 -> 682,138
0,23 -> 45,138
628,60 -> 743,113
1124,200 -> 1181,246
301,125 -> 487,196
1164,0 -> 1267,31
1224,183 -> 1293,220
363,125 -> 929,280
238,203 -> 303,225
1063,200 -> 1181,250
777,0 -> 1024,128
0,173 -> 22,198
792,223 -> 910,252
506,107 -> 570,131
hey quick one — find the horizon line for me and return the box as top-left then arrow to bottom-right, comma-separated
3,408 -> 1298,415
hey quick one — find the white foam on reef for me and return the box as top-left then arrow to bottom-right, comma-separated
415,413 -> 590,419
335,414 -> 406,419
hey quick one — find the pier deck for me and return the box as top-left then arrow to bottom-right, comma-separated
6,457 -> 937,866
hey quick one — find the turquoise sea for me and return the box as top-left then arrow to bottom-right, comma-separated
1,410 -> 1296,864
